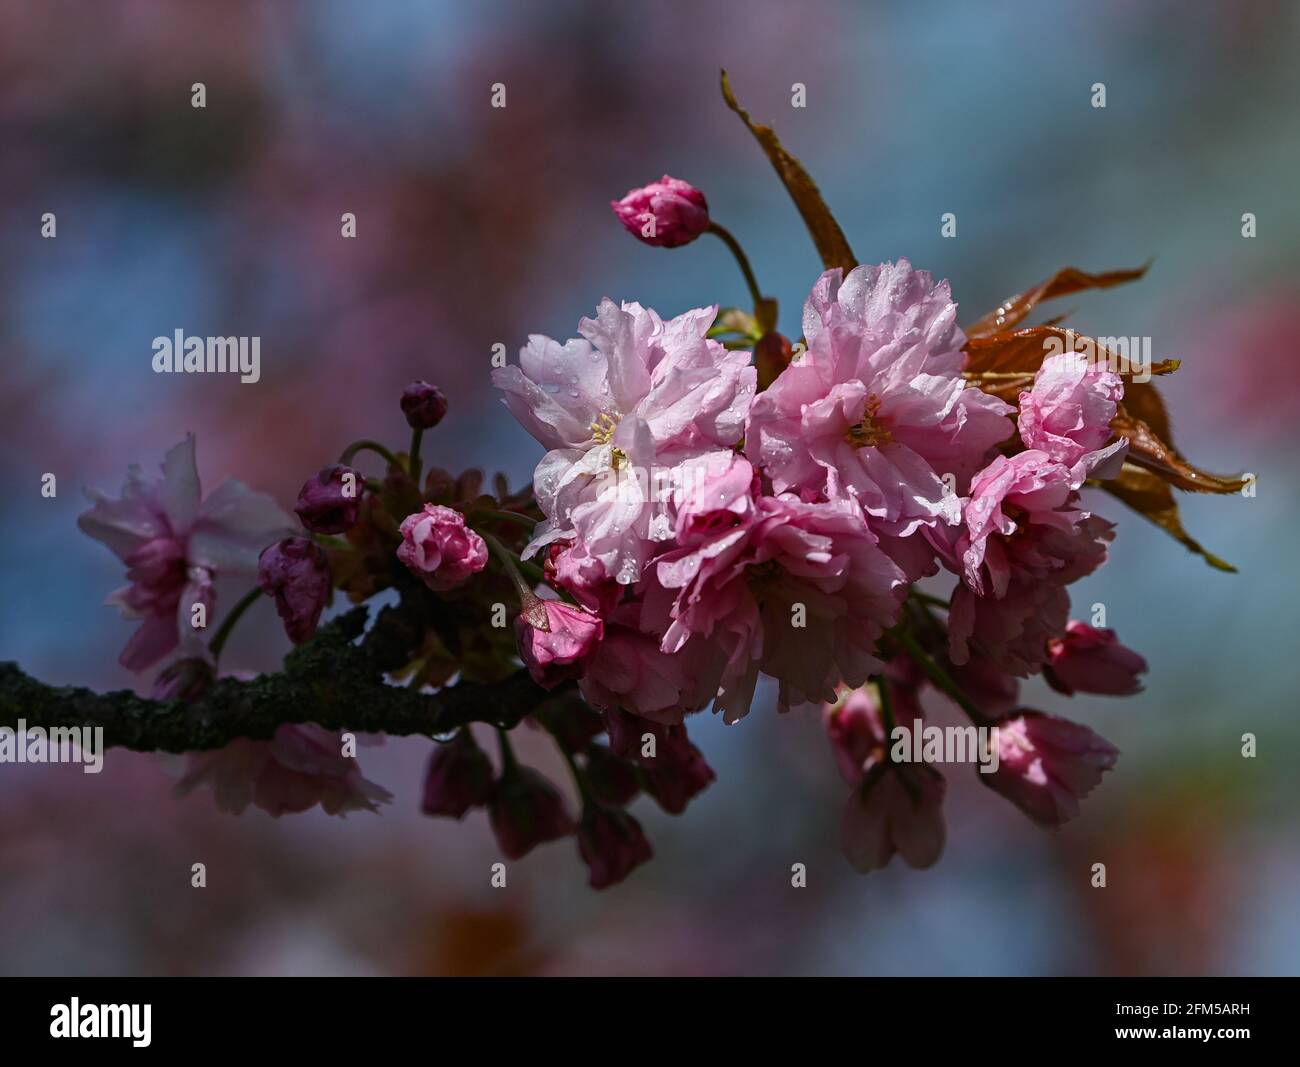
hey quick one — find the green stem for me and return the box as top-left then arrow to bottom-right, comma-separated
408,427 -> 424,482
481,530 -> 537,603
909,590 -> 950,611
473,509 -> 538,531
708,222 -> 765,316
495,726 -> 520,774
874,674 -> 898,738
559,744 -> 595,806
209,586 -> 264,664
890,627 -> 992,727
338,439 -> 402,471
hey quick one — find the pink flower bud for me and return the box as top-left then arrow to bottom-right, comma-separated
823,685 -> 887,787
984,711 -> 1118,827
514,597 -> 604,689
396,504 -> 488,592
1046,621 -> 1148,696
578,806 -> 653,889
400,380 -> 448,429
294,465 -> 363,534
601,710 -> 713,814
257,537 -> 331,644
642,731 -> 714,815
841,762 -> 947,873
583,744 -> 641,807
421,731 -> 494,819
610,175 -> 709,248
151,656 -> 215,703
488,766 -> 576,859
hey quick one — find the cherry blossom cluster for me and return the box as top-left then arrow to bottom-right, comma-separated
80,154 -> 1242,887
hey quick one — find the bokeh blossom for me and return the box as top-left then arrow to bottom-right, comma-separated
78,435 -> 294,671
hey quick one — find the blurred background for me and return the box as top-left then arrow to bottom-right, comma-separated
1,0 -> 1297,976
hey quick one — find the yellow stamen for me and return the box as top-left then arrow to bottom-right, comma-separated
589,411 -> 619,446
844,395 -> 892,448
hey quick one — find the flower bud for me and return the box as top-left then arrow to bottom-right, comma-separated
257,537 -> 331,644
531,695 -> 605,753
514,597 -> 604,689
421,730 -> 494,819
396,504 -> 488,591
610,175 -> 709,248
583,744 -> 641,807
400,381 -> 448,430
983,710 -> 1118,827
841,762 -> 947,873
488,766 -> 576,859
578,806 -> 653,889
294,465 -> 363,534
151,656 -> 215,703
1046,621 -> 1148,696
642,734 -> 714,815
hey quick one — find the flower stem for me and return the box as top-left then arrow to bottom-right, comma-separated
209,586 -> 264,664
707,222 -> 766,319
874,674 -> 898,738
481,530 -> 541,602
474,509 -> 538,531
890,626 -> 992,727
495,726 -> 520,774
408,427 -> 424,482
909,590 -> 950,611
559,744 -> 595,806
339,439 -> 401,471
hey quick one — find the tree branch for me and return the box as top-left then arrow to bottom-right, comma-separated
0,602 -> 551,753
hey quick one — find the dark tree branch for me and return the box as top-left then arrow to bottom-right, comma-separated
0,603 -> 550,753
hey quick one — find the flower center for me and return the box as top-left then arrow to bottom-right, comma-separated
589,411 -> 628,469
589,411 -> 619,445
844,395 -> 893,449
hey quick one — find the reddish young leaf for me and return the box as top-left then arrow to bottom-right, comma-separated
1101,463 -> 1236,572
966,263 -> 1150,339
1111,406 -> 1248,494
720,69 -> 856,273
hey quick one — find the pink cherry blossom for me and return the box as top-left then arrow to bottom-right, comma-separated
956,450 -> 1113,600
645,455 -> 906,722
78,435 -> 295,671
546,540 -> 622,617
1047,620 -> 1148,695
492,299 -> 754,584
746,261 -> 1013,539
176,723 -> 392,817
983,711 -> 1118,826
1017,351 -> 1125,469
579,603 -> 720,723
948,578 -> 1073,677
396,504 -> 489,591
